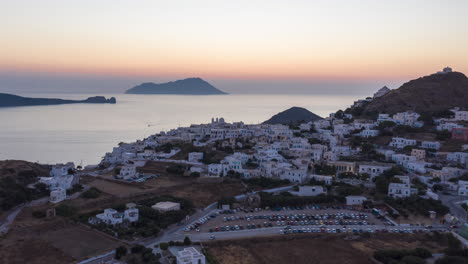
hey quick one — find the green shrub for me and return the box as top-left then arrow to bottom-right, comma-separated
56,204 -> 78,217
80,187 -> 102,199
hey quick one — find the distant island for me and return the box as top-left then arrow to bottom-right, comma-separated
263,106 -> 323,125
0,93 -> 116,108
125,77 -> 227,95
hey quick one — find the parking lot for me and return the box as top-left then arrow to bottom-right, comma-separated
183,205 -> 388,235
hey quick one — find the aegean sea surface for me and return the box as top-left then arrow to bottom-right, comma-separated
0,93 -> 357,165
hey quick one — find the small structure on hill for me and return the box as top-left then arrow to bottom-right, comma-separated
242,193 -> 261,208
176,247 -> 206,264
373,86 -> 390,98
152,201 -> 181,212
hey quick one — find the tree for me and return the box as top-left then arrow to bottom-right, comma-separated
184,236 -> 192,246
401,256 -> 425,264
334,110 -> 344,119
159,243 -> 168,250
436,130 -> 451,141
115,246 -> 127,260
432,184 -> 443,192
130,244 -> 145,254
377,121 -> 396,130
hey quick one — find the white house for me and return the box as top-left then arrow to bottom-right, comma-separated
458,181 -> 468,196
447,152 -> 468,165
94,207 -> 139,225
176,247 -> 206,264
392,111 -> 421,127
49,188 -> 66,203
421,141 -> 441,150
152,201 -> 181,212
290,186 -> 326,197
359,129 -> 379,138
436,122 -> 463,131
346,196 -> 367,206
207,163 -> 227,176
391,154 -> 417,166
389,137 -> 417,149
119,165 -> 137,180
188,152 -> 204,162
405,161 -> 431,174
358,163 -> 392,178
280,168 -> 307,183
50,162 -> 75,177
388,183 -> 411,198
453,110 -> 468,121
310,174 -> 333,185
395,175 -> 411,185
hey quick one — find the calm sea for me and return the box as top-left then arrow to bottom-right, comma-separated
0,93 -> 356,165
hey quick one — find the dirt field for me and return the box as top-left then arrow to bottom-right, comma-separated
84,173 -> 246,208
0,207 -> 121,264
205,233 -> 447,264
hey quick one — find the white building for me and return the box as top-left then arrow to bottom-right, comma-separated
152,201 -> 181,212
176,247 -> 206,264
290,186 -> 326,197
359,129 -> 379,138
421,141 -> 441,150
188,152 -> 204,162
280,168 -> 307,183
50,162 -> 75,177
119,165 -> 137,180
94,207 -> 139,225
447,152 -> 468,165
49,188 -> 66,203
358,163 -> 392,178
453,110 -> 468,121
346,196 -> 367,206
436,122 -> 463,131
389,137 -> 417,149
395,175 -> 411,185
458,181 -> 468,196
391,154 -> 417,166
388,183 -> 411,198
392,111 -> 421,127
310,174 -> 333,185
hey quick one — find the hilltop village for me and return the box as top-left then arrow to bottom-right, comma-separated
2,69 -> 468,264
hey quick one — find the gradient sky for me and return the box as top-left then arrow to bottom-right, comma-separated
1,0 -> 468,94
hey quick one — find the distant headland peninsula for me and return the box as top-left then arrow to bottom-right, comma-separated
125,77 -> 227,95
0,93 -> 116,108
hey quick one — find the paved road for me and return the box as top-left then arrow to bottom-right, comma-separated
439,194 -> 468,221
0,196 -> 48,234
0,185 -> 90,235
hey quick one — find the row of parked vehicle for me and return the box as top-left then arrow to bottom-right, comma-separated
223,212 -> 371,223
280,227 -> 435,235
184,212 -> 219,232
275,219 -> 370,226
209,222 -> 275,233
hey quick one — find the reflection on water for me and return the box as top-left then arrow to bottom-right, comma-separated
0,93 -> 357,165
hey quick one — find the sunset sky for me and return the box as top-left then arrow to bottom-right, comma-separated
1,0 -> 468,94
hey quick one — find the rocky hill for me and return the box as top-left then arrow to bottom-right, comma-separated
0,160 -> 50,211
126,77 -> 227,95
361,72 -> 468,114
0,93 -> 116,108
263,107 -> 323,125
